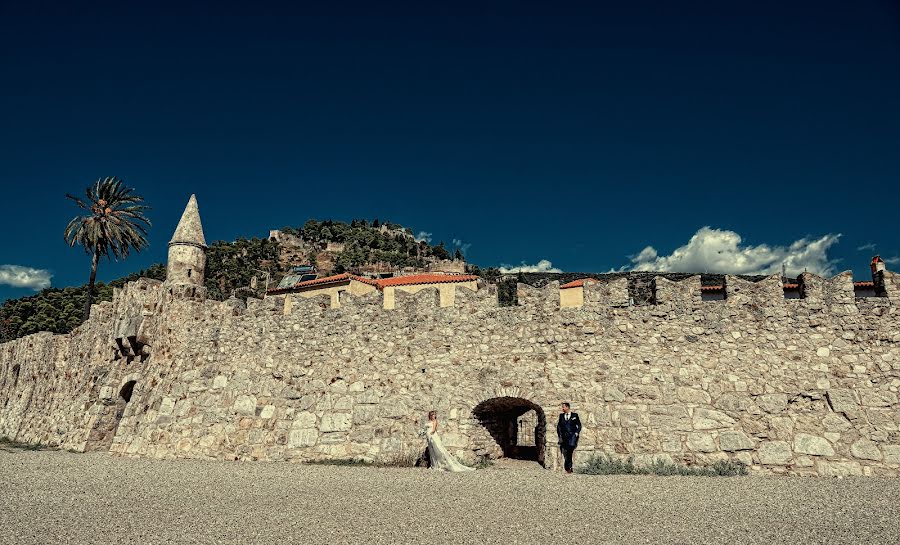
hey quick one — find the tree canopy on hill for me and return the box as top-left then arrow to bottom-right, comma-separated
0,219 -> 472,342
0,236 -> 281,342
0,264 -> 167,342
280,218 -> 458,273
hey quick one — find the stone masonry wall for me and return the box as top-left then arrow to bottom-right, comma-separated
1,271 -> 900,476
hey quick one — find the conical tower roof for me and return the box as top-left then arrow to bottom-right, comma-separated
169,194 -> 207,247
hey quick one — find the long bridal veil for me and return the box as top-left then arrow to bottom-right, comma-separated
426,426 -> 475,472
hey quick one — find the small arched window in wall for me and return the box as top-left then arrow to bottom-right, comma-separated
187,269 -> 192,278
119,380 -> 137,403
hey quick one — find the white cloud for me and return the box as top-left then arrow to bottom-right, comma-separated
452,238 -> 472,256
627,227 -> 842,277
0,265 -> 52,290
414,231 -> 432,243
500,259 -> 562,274
857,242 -> 877,252
885,256 -> 900,266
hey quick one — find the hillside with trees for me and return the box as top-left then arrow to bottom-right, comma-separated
278,219 -> 459,274
1,218 -> 475,342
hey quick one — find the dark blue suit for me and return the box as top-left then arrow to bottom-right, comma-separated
557,412 -> 581,472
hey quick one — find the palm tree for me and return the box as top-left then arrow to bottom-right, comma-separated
64,177 -> 151,321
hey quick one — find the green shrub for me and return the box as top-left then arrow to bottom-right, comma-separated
0,436 -> 50,451
577,454 -> 747,477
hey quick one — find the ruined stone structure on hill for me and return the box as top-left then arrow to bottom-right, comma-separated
2,196 -> 900,476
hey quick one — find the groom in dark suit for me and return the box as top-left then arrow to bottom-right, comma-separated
557,402 -> 581,473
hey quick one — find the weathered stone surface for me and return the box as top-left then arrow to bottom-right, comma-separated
883,445 -> 900,465
817,460 -> 863,477
794,434 -> 835,456
758,441 -> 793,465
692,409 -> 736,430
2,219 -> 899,476
288,428 -> 317,448
826,389 -> 859,415
850,439 -> 882,461
757,394 -> 787,414
677,387 -> 710,405
686,432 -> 717,453
320,413 -> 352,433
233,396 -> 257,415
292,411 -> 316,429
719,431 -> 754,452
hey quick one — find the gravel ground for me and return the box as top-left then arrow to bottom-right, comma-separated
2,450 -> 898,545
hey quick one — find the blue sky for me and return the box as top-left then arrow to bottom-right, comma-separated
1,2 -> 899,301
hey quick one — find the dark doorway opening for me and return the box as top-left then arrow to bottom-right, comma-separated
474,396 -> 546,466
119,380 -> 136,403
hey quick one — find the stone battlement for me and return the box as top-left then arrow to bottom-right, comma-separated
1,196 -> 898,476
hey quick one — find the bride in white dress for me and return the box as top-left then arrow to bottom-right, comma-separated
424,411 -> 474,472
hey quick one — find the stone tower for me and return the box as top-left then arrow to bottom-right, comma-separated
166,194 -> 207,299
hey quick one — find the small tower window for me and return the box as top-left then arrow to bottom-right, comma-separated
187,269 -> 192,278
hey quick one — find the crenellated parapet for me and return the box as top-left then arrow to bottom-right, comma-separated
3,219 -> 899,477
517,281 -> 560,313
721,275 -> 786,321
584,277 -> 629,308
653,275 -> 701,310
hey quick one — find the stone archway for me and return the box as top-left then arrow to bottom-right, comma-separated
85,379 -> 138,452
473,396 -> 547,466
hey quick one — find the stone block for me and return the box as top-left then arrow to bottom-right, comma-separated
676,387 -> 710,405
758,441 -> 793,465
794,433 -> 835,456
719,431 -> 754,452
757,394 -> 788,414
850,439 -> 882,461
693,408 -> 736,430
352,405 -> 378,424
233,395 -> 257,415
686,432 -> 717,453
292,411 -> 316,429
320,413 -> 352,433
826,389 -> 859,416
859,389 -> 898,408
158,397 -> 177,416
883,445 -> 900,465
379,401 -> 409,419
288,428 -> 317,448
817,460 -> 863,477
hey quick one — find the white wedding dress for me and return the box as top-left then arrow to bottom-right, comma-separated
425,423 -> 475,472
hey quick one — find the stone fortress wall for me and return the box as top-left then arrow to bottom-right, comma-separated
2,197 -> 899,476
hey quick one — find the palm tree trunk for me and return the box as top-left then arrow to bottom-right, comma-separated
83,245 -> 100,322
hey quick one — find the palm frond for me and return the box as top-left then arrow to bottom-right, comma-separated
64,176 -> 151,261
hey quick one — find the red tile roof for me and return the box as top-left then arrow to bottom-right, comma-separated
700,285 -> 724,292
267,273 -> 380,294
783,283 -> 800,289
854,281 -> 875,288
560,278 -> 600,289
376,274 -> 478,288
268,272 -> 477,293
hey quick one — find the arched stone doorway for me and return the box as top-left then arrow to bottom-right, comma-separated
473,397 -> 547,466
85,380 -> 137,452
